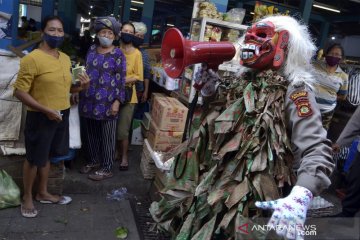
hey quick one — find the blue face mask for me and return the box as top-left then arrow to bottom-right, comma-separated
98,36 -> 113,47
43,33 -> 64,49
120,32 -> 134,44
132,35 -> 144,48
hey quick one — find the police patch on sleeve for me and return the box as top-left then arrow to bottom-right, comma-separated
289,91 -> 313,117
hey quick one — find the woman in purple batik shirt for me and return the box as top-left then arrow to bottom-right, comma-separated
78,16 -> 126,180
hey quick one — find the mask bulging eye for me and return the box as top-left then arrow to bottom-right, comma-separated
256,32 -> 267,38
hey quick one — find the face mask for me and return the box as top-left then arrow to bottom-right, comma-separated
325,56 -> 341,67
121,32 -> 134,44
98,36 -> 113,47
133,35 -> 144,48
43,33 -> 64,49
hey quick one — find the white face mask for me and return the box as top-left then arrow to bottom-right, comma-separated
98,36 -> 113,47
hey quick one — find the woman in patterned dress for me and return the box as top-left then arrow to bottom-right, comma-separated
79,16 -> 126,180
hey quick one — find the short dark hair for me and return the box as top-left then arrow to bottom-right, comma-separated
326,43 -> 345,58
41,15 -> 64,31
121,21 -> 135,33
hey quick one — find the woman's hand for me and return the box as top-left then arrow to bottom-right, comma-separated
70,93 -> 79,105
141,90 -> 148,103
45,109 -> 63,122
78,72 -> 90,89
110,100 -> 120,116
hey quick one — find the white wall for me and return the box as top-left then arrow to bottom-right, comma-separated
26,5 -> 41,22
341,35 -> 360,57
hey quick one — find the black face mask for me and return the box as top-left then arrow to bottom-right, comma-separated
132,35 -> 144,48
120,32 -> 134,44
43,33 -> 64,49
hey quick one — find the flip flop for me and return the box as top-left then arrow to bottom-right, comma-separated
79,163 -> 100,174
37,196 -> 72,205
21,204 -> 38,218
88,170 -> 114,181
58,196 -> 72,205
119,165 -> 128,171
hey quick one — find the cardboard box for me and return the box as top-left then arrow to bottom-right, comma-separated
151,97 -> 188,132
150,92 -> 167,108
147,121 -> 183,152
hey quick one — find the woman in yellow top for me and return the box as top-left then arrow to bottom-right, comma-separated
13,16 -> 90,218
117,22 -> 143,170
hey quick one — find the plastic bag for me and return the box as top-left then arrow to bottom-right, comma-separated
0,170 -> 21,209
225,8 -> 245,24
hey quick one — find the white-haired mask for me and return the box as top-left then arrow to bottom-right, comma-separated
240,21 -> 289,70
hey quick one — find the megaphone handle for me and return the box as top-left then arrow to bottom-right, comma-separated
173,90 -> 199,180
208,63 -> 219,71
183,91 -> 199,142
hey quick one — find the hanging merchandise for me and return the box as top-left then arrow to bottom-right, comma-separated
253,1 -> 289,22
197,1 -> 223,20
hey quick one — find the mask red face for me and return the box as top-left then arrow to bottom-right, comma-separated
240,21 -> 289,70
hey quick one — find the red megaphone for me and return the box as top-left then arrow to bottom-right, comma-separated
161,28 -> 236,78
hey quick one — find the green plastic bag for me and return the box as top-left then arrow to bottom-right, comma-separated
0,170 -> 21,209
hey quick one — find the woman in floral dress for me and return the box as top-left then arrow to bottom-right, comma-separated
79,16 -> 126,180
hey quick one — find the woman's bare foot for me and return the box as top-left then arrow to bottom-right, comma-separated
119,157 -> 128,170
22,194 -> 35,210
35,192 -> 60,203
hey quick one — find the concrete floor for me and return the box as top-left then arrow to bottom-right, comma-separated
0,145 -> 359,240
0,145 -> 152,240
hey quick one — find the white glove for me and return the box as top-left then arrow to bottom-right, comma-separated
255,186 -> 313,240
193,65 -> 219,96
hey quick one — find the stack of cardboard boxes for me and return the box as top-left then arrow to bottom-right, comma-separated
139,93 -> 188,180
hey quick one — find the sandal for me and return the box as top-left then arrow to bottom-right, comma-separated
21,204 -> 38,218
119,165 -> 128,171
36,195 -> 72,205
79,163 -> 100,174
88,170 -> 113,181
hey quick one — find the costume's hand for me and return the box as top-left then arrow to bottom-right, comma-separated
332,143 -> 340,153
255,186 -> 313,240
111,100 -> 120,116
193,64 -> 219,96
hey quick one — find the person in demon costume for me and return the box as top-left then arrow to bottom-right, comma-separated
150,15 -> 334,240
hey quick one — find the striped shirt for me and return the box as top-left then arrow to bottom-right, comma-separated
312,60 -> 348,113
